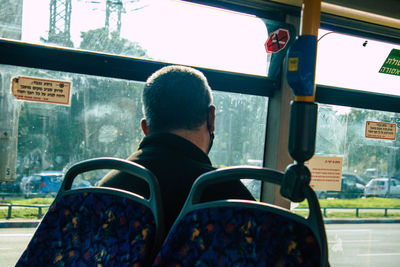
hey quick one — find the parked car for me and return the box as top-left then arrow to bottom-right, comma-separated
342,173 -> 366,186
364,178 -> 400,198
24,171 -> 63,198
0,176 -> 23,194
364,168 -> 379,178
315,173 -> 365,199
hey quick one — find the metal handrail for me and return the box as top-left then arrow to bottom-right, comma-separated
0,204 -> 50,219
294,207 -> 400,217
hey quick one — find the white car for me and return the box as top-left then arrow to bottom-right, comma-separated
364,178 -> 400,198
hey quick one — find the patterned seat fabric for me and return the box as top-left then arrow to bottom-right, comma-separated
16,192 -> 156,267
153,206 -> 320,267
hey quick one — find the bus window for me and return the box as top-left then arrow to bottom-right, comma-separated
316,29 -> 400,96
0,63 -> 267,263
312,25 -> 399,267
315,104 -> 399,183
15,0 -> 271,76
313,104 -> 400,265
0,64 -> 267,190
211,91 -> 268,200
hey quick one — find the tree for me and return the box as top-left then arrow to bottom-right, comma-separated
62,27 -> 151,162
79,28 -> 149,58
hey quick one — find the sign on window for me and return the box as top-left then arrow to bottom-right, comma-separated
11,76 -> 71,105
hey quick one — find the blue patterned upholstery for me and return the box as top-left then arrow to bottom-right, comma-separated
16,190 -> 156,266
153,166 -> 328,266
153,205 -> 320,266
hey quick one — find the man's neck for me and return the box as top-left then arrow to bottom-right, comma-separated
170,126 -> 209,154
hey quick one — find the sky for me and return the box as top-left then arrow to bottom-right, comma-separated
20,0 -> 400,96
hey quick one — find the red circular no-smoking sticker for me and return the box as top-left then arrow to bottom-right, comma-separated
265,28 -> 290,53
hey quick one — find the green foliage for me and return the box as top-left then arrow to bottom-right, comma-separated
79,28 -> 149,58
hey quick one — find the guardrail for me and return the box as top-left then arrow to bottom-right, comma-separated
0,204 -> 50,219
295,207 -> 400,217
2,204 -> 400,220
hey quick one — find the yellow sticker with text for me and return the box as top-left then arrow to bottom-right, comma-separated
288,57 -> 299,71
365,121 -> 396,141
11,76 -> 71,105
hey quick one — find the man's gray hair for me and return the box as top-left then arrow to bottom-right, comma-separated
142,65 -> 213,133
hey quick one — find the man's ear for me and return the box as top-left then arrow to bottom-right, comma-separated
141,118 -> 150,136
208,105 -> 216,133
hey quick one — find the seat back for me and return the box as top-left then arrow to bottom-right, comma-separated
153,166 -> 329,267
16,157 -> 163,267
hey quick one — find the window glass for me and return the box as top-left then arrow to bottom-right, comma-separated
0,64 -> 267,264
316,29 -> 400,96
315,104 -> 399,179
210,92 -> 268,168
1,65 -> 267,174
311,103 -> 400,266
0,0 -> 271,76
210,91 -> 267,200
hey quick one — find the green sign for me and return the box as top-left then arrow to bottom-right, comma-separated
379,49 -> 400,76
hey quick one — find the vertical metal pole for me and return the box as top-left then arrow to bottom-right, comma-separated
295,0 -> 321,102
7,204 -> 12,219
38,207 -> 43,219
282,0 -> 321,201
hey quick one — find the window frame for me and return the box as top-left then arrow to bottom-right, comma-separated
0,39 -> 278,97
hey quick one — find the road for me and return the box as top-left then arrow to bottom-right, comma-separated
0,228 -> 34,267
327,224 -> 400,267
1,224 -> 400,266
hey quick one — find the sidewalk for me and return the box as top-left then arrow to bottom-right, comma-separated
0,219 -> 41,228
2,218 -> 400,228
324,218 -> 400,224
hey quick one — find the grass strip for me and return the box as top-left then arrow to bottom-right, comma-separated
2,197 -> 400,220
0,198 -> 54,205
0,207 -> 49,219
297,197 -> 400,208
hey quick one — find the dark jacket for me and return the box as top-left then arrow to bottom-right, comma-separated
99,133 -> 254,233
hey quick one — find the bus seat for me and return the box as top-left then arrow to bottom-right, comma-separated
153,166 -> 329,267
16,157 -> 163,267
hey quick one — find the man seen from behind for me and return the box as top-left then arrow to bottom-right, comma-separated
99,65 -> 254,233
